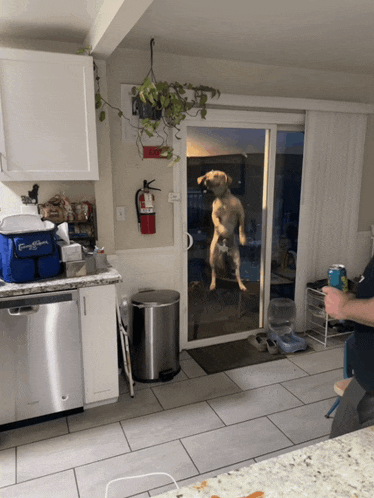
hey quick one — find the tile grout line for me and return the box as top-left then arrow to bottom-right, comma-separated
178,437 -> 202,477
252,434 -> 330,463
15,445 -> 17,485
3,350 -> 344,494
205,399 -> 229,427
279,382 -> 308,405
1,468 -> 85,492
149,386 -> 168,412
2,368 -> 341,454
264,414 -> 298,446
73,467 -> 81,498
118,420 -> 133,451
3,376 -> 339,452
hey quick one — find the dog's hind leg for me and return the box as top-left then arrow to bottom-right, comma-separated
209,235 -> 219,291
231,246 -> 247,291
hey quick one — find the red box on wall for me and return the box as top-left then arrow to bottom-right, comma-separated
143,146 -> 169,159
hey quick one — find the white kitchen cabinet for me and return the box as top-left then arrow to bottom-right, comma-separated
79,284 -> 119,406
0,48 -> 99,181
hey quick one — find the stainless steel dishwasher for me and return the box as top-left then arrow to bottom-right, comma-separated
0,289 -> 83,426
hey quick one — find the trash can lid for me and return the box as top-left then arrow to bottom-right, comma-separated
131,289 -> 180,306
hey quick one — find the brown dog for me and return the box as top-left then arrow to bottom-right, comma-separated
197,170 -> 246,291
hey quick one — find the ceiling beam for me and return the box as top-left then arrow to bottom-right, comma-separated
84,0 -> 154,59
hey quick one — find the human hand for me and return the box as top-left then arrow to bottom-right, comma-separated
322,286 -> 353,319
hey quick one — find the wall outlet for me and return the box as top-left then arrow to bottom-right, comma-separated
116,206 -> 126,221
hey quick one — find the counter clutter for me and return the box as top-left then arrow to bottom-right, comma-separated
153,427 -> 374,498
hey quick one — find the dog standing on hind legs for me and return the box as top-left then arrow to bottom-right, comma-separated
197,170 -> 247,291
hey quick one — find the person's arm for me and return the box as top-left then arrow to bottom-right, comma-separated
322,286 -> 374,327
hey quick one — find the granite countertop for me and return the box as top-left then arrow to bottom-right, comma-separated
0,267 -> 122,297
156,427 -> 374,498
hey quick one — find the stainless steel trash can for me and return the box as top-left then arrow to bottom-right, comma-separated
130,289 -> 180,382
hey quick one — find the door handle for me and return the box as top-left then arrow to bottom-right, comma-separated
184,232 -> 193,251
8,305 -> 39,315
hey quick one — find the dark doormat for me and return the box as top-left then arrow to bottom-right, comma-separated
188,339 -> 286,375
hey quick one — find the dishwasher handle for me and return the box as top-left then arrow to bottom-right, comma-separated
8,305 -> 40,315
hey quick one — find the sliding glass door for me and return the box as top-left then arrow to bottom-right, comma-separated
175,113 -> 304,349
186,127 -> 267,342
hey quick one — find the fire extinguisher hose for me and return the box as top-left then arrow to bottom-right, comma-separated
135,188 -> 142,231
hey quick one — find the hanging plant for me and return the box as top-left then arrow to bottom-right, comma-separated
77,40 -> 220,166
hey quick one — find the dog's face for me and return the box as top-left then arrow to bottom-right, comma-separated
197,170 -> 232,191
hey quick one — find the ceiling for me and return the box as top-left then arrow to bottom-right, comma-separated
1,0 -> 374,74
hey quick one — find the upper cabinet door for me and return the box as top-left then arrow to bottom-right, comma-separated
0,48 -> 99,181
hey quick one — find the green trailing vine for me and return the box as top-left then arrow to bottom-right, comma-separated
77,43 -> 220,166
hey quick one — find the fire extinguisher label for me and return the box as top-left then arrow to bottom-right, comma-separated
144,193 -> 153,208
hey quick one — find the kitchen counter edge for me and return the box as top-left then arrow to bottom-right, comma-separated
0,268 -> 122,297
154,426 -> 374,498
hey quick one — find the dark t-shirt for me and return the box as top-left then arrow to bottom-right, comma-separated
351,256 -> 374,392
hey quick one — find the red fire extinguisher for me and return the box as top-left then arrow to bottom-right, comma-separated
135,180 -> 161,234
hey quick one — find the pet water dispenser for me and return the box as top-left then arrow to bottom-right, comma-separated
268,298 -> 307,353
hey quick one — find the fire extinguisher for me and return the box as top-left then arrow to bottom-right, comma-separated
135,179 -> 161,234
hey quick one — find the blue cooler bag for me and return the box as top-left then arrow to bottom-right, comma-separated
0,214 -> 61,283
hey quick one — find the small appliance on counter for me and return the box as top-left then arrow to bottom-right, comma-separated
0,214 -> 61,283
56,222 -> 87,277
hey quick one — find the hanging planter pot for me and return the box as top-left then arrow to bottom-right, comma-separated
132,95 -> 162,121
82,38 -> 220,166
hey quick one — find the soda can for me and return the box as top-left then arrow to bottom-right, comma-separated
328,264 -> 348,292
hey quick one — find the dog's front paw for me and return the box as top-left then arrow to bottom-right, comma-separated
239,235 -> 246,245
209,283 -> 216,291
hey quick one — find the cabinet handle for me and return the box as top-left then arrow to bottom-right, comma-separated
0,152 -> 3,173
83,296 -> 87,316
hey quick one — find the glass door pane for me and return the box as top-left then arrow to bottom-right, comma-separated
186,126 -> 267,342
270,131 -> 304,300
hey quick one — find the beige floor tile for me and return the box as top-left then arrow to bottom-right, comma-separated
0,470 -> 78,498
181,417 -> 291,473
180,358 -> 207,378
0,448 -> 16,488
225,358 -> 308,390
151,373 -> 241,409
68,389 -> 162,432
133,369 -> 188,391
121,401 -> 224,450
180,350 -> 192,360
254,435 -> 329,462
149,459 -> 256,496
281,368 -> 343,403
17,423 -> 129,482
0,418 -> 69,451
75,440 -> 197,498
268,398 -> 335,444
208,384 -> 303,425
287,347 -> 344,375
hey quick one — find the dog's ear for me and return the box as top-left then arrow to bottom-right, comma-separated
226,174 -> 233,186
197,175 -> 206,185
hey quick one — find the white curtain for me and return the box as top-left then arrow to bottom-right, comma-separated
295,111 -> 368,331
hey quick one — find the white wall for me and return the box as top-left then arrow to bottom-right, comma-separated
2,40 -> 374,335
107,47 -> 374,254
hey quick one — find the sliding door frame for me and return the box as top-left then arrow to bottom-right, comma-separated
173,109 -> 304,350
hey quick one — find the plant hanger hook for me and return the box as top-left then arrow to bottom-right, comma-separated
147,37 -> 157,83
